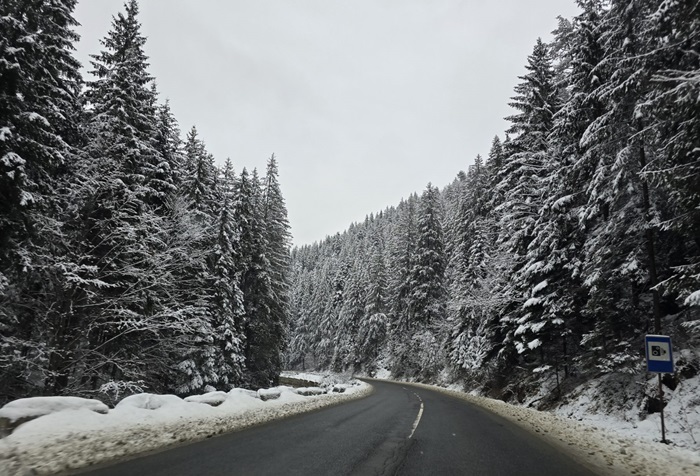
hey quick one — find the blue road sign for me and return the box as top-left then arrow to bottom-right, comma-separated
645,335 -> 674,374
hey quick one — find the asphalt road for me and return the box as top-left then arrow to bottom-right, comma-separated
77,380 -> 596,475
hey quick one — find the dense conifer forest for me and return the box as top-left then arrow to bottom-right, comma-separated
285,0 -> 700,402
0,0 -> 291,404
2,0 -> 698,409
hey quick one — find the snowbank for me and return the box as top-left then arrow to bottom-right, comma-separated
0,397 -> 109,437
0,378 -> 371,476
184,391 -> 229,406
401,380 -> 700,476
280,371 -> 325,384
0,397 -> 108,424
553,371 -> 700,452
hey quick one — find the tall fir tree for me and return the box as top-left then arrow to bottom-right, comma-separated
496,38 -> 562,366
209,158 -> 246,388
0,0 -> 83,400
261,155 -> 291,372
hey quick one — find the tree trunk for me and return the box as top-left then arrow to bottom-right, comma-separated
639,146 -> 662,333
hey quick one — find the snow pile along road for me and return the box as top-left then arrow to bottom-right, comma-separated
0,379 -> 371,476
403,381 -> 700,476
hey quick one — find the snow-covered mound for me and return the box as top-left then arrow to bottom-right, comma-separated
116,393 -> 184,410
0,375 -> 370,476
294,387 -> 326,396
0,396 -> 109,436
184,391 -> 229,406
258,387 -> 283,401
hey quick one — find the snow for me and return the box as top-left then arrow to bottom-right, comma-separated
4,373 -> 698,476
19,190 -> 34,206
532,279 -> 548,294
403,381 -> 700,476
258,387 -> 282,401
374,368 -> 392,379
24,112 -> 50,127
0,376 -> 371,476
280,371 -> 324,384
115,393 -> 184,410
684,290 -> 700,307
0,397 -> 108,425
1,152 -> 25,168
183,391 -> 229,406
527,338 -> 543,349
294,387 -> 326,396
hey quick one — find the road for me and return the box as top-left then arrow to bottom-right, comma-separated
77,380 -> 596,475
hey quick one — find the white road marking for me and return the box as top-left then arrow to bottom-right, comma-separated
408,392 -> 424,439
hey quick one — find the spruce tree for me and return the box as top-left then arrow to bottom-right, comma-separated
496,38 -> 561,367
70,0 -> 177,394
639,0 -> 700,314
235,168 -> 276,388
0,0 -> 83,400
210,158 -> 245,388
261,155 -> 291,372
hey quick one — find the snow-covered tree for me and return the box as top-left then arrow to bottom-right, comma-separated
0,0 -> 83,400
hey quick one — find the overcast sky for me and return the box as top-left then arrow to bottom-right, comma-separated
73,0 -> 580,246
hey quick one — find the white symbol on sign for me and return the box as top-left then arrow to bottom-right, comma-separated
647,342 -> 671,361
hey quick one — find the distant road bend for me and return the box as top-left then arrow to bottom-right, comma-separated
80,379 -> 596,475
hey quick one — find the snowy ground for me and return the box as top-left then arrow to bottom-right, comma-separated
279,370 -> 325,384
0,378 -> 371,476
399,380 -> 700,476
551,373 -> 700,451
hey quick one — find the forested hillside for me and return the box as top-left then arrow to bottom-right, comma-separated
0,0 -> 291,404
285,0 -> 700,403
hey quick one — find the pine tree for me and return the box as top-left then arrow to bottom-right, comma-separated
359,235 -> 388,372
234,168 -> 276,388
386,195 -> 418,375
182,126 -> 217,217
639,0 -> 700,318
154,98 -> 184,190
572,0 -> 663,372
496,38 -> 561,366
67,0 -> 178,394
286,261 -> 312,370
485,136 -> 505,173
209,158 -> 245,388
83,0 -> 163,206
409,183 -> 446,326
447,157 -> 500,378
261,154 -> 291,371
0,0 -> 83,400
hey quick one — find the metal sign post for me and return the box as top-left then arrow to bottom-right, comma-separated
644,335 -> 674,444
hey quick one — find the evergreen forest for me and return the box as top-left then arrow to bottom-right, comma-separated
1,0 -> 291,404
2,0 -> 699,409
285,0 -> 700,403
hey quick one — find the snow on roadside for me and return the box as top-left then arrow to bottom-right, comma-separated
0,379 -> 371,476
401,380 -> 700,476
553,372 -> 700,452
0,397 -> 109,426
279,370 -> 325,384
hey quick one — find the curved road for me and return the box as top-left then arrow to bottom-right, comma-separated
78,380 -> 595,475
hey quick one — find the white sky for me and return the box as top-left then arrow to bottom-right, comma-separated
73,0 -> 581,246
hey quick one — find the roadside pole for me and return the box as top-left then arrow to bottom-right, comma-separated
644,335 -> 674,444
658,373 -> 665,443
